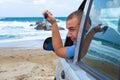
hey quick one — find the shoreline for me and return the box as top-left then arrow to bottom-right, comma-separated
0,48 -> 59,80
0,39 -> 66,48
0,39 -> 45,48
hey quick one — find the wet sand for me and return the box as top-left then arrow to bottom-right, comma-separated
0,48 -> 58,80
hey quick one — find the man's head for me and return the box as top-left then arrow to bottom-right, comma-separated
66,10 -> 91,44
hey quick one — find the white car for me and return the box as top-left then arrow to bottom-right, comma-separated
43,0 -> 120,80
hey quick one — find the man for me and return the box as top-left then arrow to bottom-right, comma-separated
43,10 -> 103,58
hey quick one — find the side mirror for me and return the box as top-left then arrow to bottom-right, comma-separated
43,37 -> 54,51
43,36 -> 74,51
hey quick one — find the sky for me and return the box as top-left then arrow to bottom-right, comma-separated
0,0 -> 83,17
0,0 -> 119,17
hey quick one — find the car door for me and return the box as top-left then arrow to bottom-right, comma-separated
77,0 -> 120,80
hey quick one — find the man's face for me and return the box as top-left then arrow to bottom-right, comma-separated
66,17 -> 80,44
66,17 -> 90,44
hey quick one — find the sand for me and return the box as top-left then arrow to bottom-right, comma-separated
0,48 -> 59,80
1,48 -> 119,80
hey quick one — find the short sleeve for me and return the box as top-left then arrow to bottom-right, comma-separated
66,45 -> 75,58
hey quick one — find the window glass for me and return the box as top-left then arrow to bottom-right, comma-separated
81,0 -> 120,80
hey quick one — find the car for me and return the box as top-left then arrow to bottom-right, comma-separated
43,0 -> 120,80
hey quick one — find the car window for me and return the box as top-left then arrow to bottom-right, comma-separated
81,0 -> 120,80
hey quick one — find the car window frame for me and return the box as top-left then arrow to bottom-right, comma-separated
73,0 -> 93,63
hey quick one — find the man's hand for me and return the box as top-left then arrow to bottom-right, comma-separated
93,24 -> 108,33
42,10 -> 56,25
93,24 -> 103,33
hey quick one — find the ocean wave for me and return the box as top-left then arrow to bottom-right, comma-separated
0,21 -> 35,28
0,34 -> 16,40
0,17 -> 6,20
0,30 -> 67,43
0,17 -> 67,47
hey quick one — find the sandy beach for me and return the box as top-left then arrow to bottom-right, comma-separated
0,48 -> 119,80
0,48 -> 59,80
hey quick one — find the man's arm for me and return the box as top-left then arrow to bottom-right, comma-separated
43,10 -> 67,58
51,22 -> 67,58
81,24 -> 103,58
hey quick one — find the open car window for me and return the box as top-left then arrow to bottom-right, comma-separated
80,0 -> 120,80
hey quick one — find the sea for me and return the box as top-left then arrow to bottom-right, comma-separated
0,17 -> 67,48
